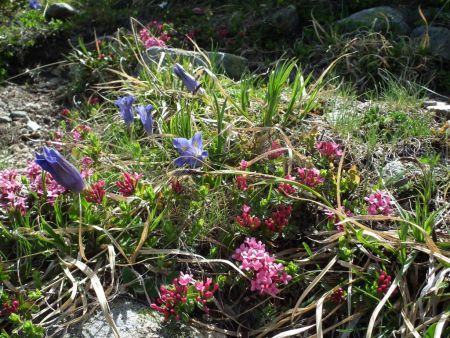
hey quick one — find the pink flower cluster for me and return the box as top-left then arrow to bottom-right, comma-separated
116,172 -> 142,196
232,237 -> 292,296
325,206 -> 353,232
72,125 -> 92,142
236,175 -> 248,191
330,288 -> 345,303
80,156 -> 94,179
297,168 -> 324,188
150,272 -> 219,320
315,141 -> 343,158
239,160 -> 248,170
277,175 -> 296,195
0,170 -> 27,214
150,272 -> 192,320
264,205 -> 293,232
27,161 -> 66,205
235,159 -> 250,191
365,190 -> 394,216
139,21 -> 170,49
236,204 -> 261,229
377,271 -> 392,294
86,180 -> 106,204
0,299 -> 19,317
194,278 -> 219,314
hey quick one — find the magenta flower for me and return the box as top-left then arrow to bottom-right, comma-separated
116,172 -> 142,196
315,141 -> 343,158
85,180 -> 106,204
277,175 -> 296,195
365,190 -> 394,216
232,237 -> 291,296
35,147 -> 85,193
0,170 -> 27,214
139,28 -> 167,48
178,272 -> 193,286
239,159 -> 248,170
297,168 -> 324,187
236,175 -> 248,191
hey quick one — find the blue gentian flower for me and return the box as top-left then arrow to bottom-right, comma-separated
136,104 -> 154,135
173,132 -> 208,167
115,95 -> 135,125
29,0 -> 42,9
173,63 -> 202,93
35,147 -> 86,192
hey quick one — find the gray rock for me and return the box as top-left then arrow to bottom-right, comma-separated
337,6 -> 410,34
27,120 -> 41,132
143,47 -> 248,79
270,5 -> 300,33
0,114 -> 12,123
411,26 -> 450,60
10,110 -> 28,120
426,103 -> 450,119
44,3 -> 78,21
382,160 -> 421,187
62,297 -> 226,338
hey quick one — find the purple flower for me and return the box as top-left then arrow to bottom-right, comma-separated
29,0 -> 41,9
115,95 -> 135,125
173,132 -> 208,167
136,104 -> 154,134
35,147 -> 85,193
173,63 -> 202,93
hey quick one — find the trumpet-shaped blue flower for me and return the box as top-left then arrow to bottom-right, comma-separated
136,104 -> 154,135
29,0 -> 42,9
173,132 -> 208,167
115,95 -> 135,125
173,63 -> 202,93
35,147 -> 86,193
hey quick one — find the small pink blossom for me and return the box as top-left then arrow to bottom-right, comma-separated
85,180 -> 106,204
239,160 -> 248,170
139,28 -> 168,48
81,156 -> 94,168
233,237 -> 292,296
178,272 -> 192,286
116,172 -> 142,196
315,141 -> 343,158
365,190 -> 394,216
236,175 -> 248,191
277,175 -> 296,195
236,205 -> 261,229
0,170 -> 27,214
297,168 -> 324,187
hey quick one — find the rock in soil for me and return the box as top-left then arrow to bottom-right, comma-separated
60,297 -> 226,338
